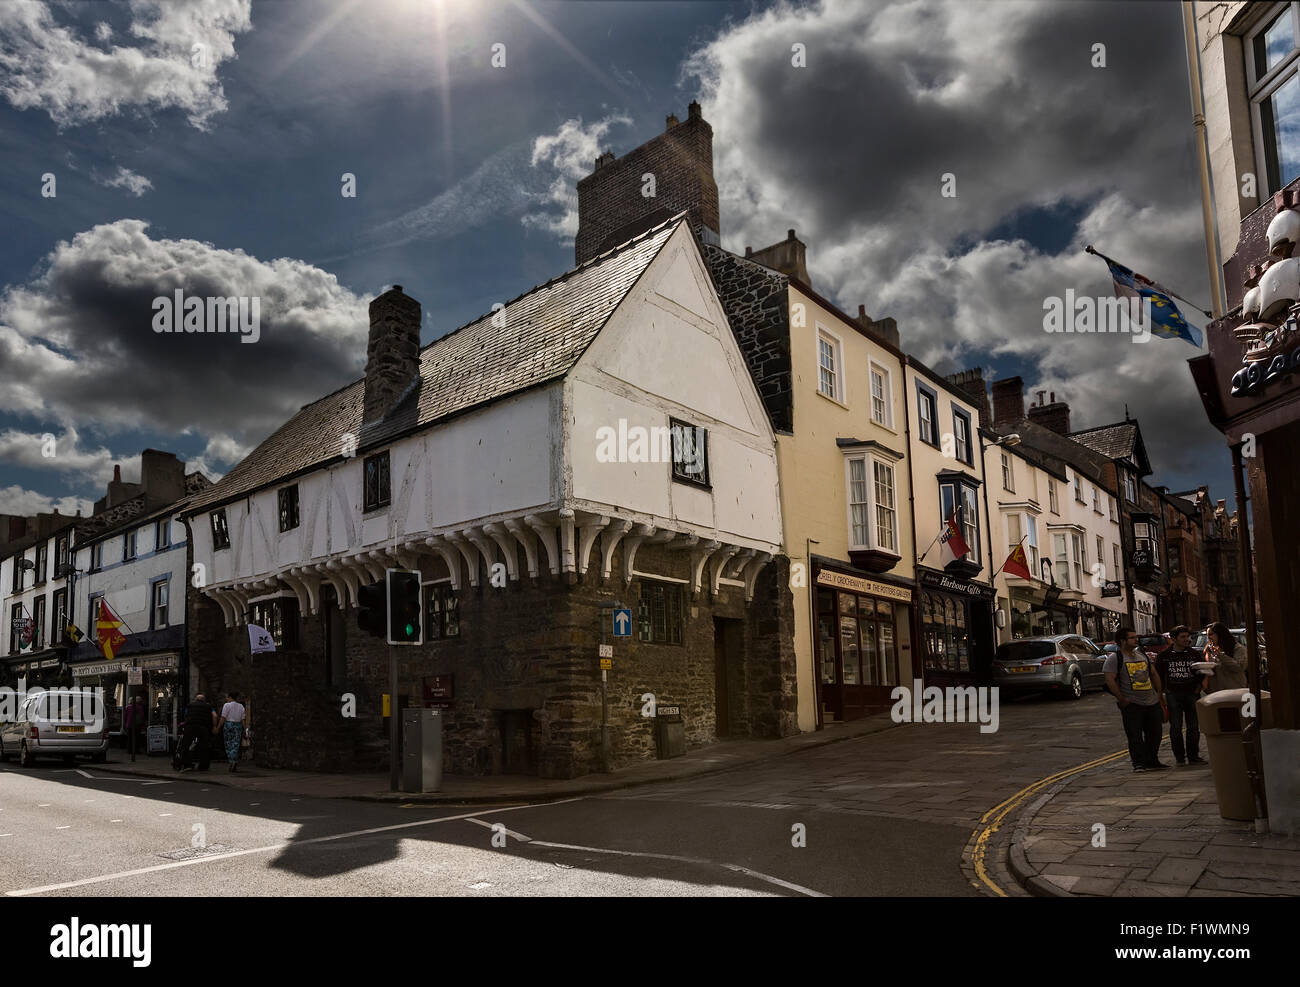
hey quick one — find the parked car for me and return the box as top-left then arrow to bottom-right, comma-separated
993,635 -> 1107,699
0,689 -> 109,767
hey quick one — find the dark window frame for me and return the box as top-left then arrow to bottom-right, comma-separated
155,518 -> 170,549
211,509 -> 231,551
123,529 -> 137,562
424,582 -> 460,639
278,484 -> 301,532
637,580 -> 685,646
952,407 -> 973,465
34,543 -> 47,585
247,597 -> 299,649
669,418 -> 711,488
915,381 -> 939,446
364,451 -> 392,512
9,602 -> 22,654
150,576 -> 170,630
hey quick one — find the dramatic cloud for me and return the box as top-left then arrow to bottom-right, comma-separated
0,0 -> 252,129
95,165 -> 153,197
0,426 -> 117,479
523,114 -> 632,238
0,219 -> 369,455
680,0 -> 1221,486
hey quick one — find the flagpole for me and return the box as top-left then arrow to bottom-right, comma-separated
1085,245 -> 1214,319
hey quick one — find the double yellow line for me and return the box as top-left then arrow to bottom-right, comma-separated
971,747 -> 1129,896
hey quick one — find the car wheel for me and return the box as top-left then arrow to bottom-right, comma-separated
1068,673 -> 1083,700
19,742 -> 35,768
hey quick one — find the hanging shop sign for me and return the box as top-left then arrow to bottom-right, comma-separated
918,568 -> 996,602
1101,580 -> 1123,598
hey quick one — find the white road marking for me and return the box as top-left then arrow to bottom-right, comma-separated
56,826 -> 70,830
37,804 -> 49,807
140,781 -> 168,787
159,813 -> 173,817
75,770 -> 95,779
5,799 -> 583,896
110,820 -> 122,824
0,833 -> 10,837
465,817 -> 531,842
249,802 -> 260,807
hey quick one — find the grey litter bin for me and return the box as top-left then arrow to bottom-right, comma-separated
401,708 -> 443,793
655,704 -> 685,759
1196,688 -> 1272,821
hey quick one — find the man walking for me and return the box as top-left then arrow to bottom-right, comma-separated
1157,625 -> 1207,766
1104,627 -> 1168,772
177,693 -> 216,772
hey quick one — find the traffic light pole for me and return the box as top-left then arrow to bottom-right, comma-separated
389,641 -> 400,792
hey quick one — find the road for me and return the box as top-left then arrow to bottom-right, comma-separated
0,690 -> 1130,897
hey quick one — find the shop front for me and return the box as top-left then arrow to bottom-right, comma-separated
813,562 -> 914,721
1007,586 -> 1079,639
1133,590 -> 1158,636
70,652 -> 182,748
917,567 -> 997,686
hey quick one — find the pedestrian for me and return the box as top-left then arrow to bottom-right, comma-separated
177,693 -> 217,772
1156,625 -> 1207,766
216,691 -> 246,772
1104,626 -> 1169,772
122,694 -> 147,754
1204,622 -> 1249,691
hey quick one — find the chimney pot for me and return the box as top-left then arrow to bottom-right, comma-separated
858,304 -> 867,318
787,229 -> 796,241
666,113 -> 678,130
745,246 -> 752,257
392,285 -> 402,292
688,99 -> 702,120
113,464 -> 121,483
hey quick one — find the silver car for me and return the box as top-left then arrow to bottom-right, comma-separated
993,635 -> 1107,700
0,688 -> 109,767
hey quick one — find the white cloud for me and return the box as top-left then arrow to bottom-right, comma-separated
0,485 -> 92,517
96,165 -> 153,197
0,426 -> 117,479
522,114 -> 632,238
0,0 -> 253,129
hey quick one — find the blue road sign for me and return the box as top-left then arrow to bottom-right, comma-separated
612,608 -> 633,637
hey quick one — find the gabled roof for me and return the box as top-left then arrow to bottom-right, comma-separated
185,216 -> 682,515
988,419 -> 1112,491
1069,421 -> 1151,475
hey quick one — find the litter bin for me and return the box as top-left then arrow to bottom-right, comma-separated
654,704 -> 685,760
401,708 -> 443,793
1196,689 -> 1272,821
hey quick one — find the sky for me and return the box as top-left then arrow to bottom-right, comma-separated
0,0 -> 1233,518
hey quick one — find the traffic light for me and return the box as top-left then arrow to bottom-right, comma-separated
357,580 -> 386,638
387,568 -> 422,645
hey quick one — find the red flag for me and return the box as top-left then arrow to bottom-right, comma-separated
1000,539 -> 1033,580
96,599 -> 127,661
938,511 -> 970,563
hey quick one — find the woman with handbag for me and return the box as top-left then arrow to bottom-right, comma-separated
215,691 -> 247,772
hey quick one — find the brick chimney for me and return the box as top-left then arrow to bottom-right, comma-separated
364,285 -> 422,425
575,101 -> 720,264
750,229 -> 809,284
855,305 -> 900,349
139,449 -> 185,507
946,368 -> 990,424
991,376 -> 1025,427
1027,389 -> 1071,435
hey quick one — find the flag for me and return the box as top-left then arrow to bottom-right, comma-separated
938,510 -> 970,564
999,539 -> 1033,580
64,621 -> 84,645
96,599 -> 127,661
248,624 -> 276,654
1096,251 -> 1203,347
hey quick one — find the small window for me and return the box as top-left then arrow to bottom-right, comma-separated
1247,3 -> 1300,194
637,581 -> 684,645
817,332 -> 842,401
248,598 -> 298,649
1122,472 -> 1137,503
90,543 -> 103,572
87,595 -> 102,644
52,588 -> 67,641
55,534 -> 69,576
364,452 -> 391,512
1108,495 -> 1117,522
152,580 -> 169,630
916,385 -> 938,445
1001,452 -> 1014,492
279,485 -> 301,532
425,583 -> 459,639
869,362 -> 892,427
1048,480 -> 1059,515
123,529 -> 137,561
211,510 -> 231,550
1097,535 -> 1105,578
670,419 -> 710,486
156,518 -> 170,549
9,602 -> 23,654
34,543 -> 47,584
1092,486 -> 1101,514
32,596 -> 46,651
12,553 -> 24,591
874,460 -> 897,551
1113,543 -> 1122,577
1074,473 -> 1085,503
953,408 -> 971,465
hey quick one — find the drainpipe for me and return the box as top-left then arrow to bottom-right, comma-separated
806,537 -> 822,731
1182,2 -> 1226,318
902,359 -> 922,684
1231,441 -> 1268,833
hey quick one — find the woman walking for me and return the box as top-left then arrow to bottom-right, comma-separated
216,691 -> 247,772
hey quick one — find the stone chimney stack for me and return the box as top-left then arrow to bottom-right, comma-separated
575,101 -> 720,264
991,376 -> 1026,427
946,368 -> 990,423
854,304 -> 901,349
749,228 -> 810,284
1027,389 -> 1072,435
364,285 -> 422,425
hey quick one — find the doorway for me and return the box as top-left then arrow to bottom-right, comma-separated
714,618 -> 743,738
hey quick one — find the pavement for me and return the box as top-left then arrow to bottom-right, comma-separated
1001,746 -> 1300,897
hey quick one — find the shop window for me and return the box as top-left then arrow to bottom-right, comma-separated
424,582 -> 459,639
670,418 -> 709,486
211,510 -> 230,551
817,589 -> 837,685
921,592 -> 971,674
637,581 -> 684,645
279,484 -> 300,532
364,451 -> 391,512
248,598 -> 298,649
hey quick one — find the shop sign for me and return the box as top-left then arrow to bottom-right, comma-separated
422,674 -> 454,708
816,568 -> 913,602
1101,580 -> 1122,598
1229,309 -> 1300,398
918,569 -> 996,601
147,725 -> 169,753
1131,550 -> 1152,569
139,654 -> 179,671
72,658 -> 130,677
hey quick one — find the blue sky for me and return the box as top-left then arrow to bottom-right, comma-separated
0,0 -> 1230,516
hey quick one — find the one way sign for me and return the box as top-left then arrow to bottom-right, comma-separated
612,608 -> 632,637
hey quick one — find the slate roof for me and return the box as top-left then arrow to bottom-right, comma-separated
1070,422 -> 1138,462
184,216 -> 682,515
